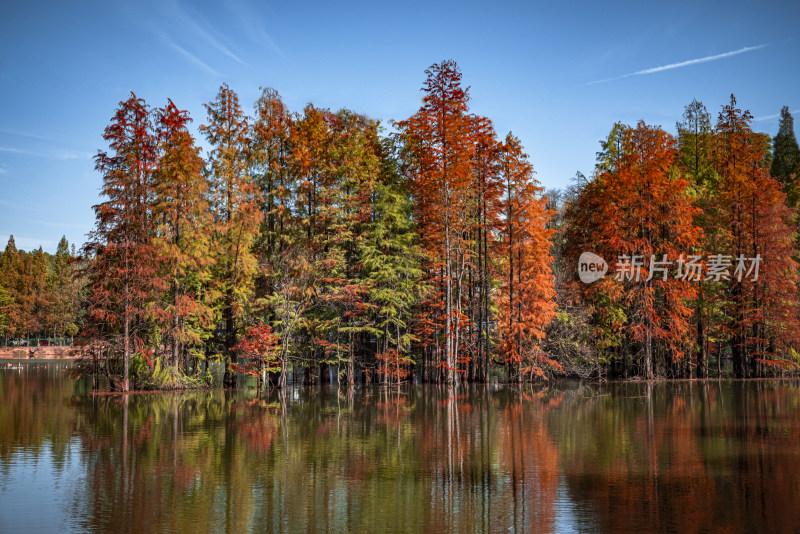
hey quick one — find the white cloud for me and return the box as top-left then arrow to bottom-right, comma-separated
589,44 -> 769,85
162,35 -> 223,77
0,146 -> 90,160
184,13 -> 245,65
0,128 -> 51,141
230,2 -> 285,59
753,109 -> 800,122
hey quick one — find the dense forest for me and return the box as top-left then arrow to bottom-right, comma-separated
2,60 -> 799,390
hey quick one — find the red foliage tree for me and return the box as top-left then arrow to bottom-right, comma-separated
232,323 -> 280,392
83,93 -> 162,391
713,96 -> 800,376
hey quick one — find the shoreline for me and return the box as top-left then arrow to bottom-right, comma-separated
4,356 -> 799,385
0,347 -> 79,360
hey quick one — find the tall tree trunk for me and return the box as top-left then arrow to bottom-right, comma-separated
445,224 -> 454,384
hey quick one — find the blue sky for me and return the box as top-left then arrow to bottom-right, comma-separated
1,0 -> 798,252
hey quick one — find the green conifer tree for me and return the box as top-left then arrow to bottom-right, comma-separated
771,106 -> 800,207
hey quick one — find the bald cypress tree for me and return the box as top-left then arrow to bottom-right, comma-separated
201,84 -> 262,388
677,100 -> 716,378
83,93 -> 162,391
395,60 -> 477,384
153,100 -> 212,371
495,133 -> 558,381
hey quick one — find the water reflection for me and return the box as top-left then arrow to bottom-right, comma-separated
555,381 -> 800,533
2,363 -> 800,533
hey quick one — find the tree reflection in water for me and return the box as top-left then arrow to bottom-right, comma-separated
2,364 -> 800,533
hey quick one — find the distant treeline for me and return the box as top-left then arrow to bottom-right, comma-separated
0,236 -> 82,343
2,60 -> 799,389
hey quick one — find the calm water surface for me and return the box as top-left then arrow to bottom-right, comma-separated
1,361 -> 799,533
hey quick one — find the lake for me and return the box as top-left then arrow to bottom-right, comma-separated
1,361 -> 799,533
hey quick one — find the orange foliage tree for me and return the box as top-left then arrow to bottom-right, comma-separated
468,116 -> 502,381
201,84 -> 263,387
495,133 -> 558,380
396,60 -> 479,383
252,87 -> 293,259
712,96 -> 800,376
568,122 -> 701,378
153,99 -> 212,371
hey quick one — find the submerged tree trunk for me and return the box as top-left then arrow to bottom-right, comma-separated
644,328 -> 653,380
223,289 -> 236,388
279,345 -> 288,389
122,301 -> 130,392
172,312 -> 180,372
347,339 -> 355,387
697,312 -> 706,379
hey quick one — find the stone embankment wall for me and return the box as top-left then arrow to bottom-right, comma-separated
0,346 -> 78,359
